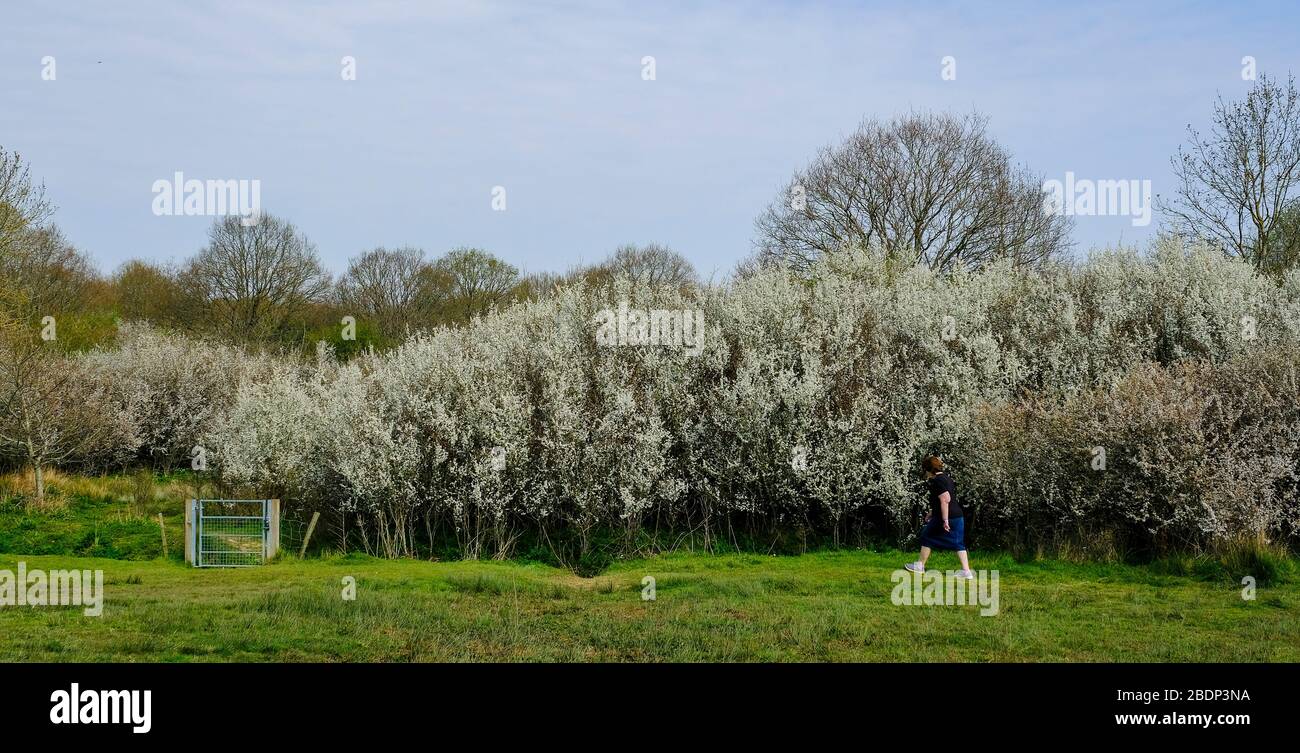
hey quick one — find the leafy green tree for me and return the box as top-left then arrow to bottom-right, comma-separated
111,260 -> 185,326
1263,201 -> 1300,276
433,247 -> 520,321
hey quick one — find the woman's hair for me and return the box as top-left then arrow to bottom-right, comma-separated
922,455 -> 945,474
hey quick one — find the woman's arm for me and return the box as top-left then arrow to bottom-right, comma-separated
939,491 -> 951,532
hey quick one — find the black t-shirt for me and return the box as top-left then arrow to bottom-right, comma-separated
927,473 -> 962,520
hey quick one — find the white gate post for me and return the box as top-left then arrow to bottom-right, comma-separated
267,499 -> 281,560
185,499 -> 196,566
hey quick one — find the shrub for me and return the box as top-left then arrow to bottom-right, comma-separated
200,238 -> 1300,562
80,323 -> 277,471
13,239 -> 1294,564
963,353 -> 1300,554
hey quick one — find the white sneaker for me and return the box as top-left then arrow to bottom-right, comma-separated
954,569 -> 974,579
904,561 -> 925,573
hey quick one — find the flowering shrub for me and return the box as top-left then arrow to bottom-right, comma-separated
28,239 -> 1297,559
964,354 -> 1300,554
80,323 -> 276,471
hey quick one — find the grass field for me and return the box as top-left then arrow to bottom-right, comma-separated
1,549 -> 1296,662
2,472 -> 1297,662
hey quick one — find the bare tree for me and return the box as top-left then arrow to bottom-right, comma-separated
1163,73 -> 1300,275
597,243 -> 698,288
0,225 -> 97,320
182,214 -> 331,341
434,247 -> 520,320
0,147 -> 54,258
337,246 -> 449,336
514,270 -> 567,300
754,111 -> 1072,273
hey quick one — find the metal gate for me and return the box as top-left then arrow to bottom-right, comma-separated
193,499 -> 272,567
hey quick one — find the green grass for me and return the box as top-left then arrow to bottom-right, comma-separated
1,549 -> 1296,662
0,472 -> 189,561
3,471 -> 1296,662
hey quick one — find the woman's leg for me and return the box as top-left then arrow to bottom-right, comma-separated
919,546 -> 932,566
956,549 -> 970,571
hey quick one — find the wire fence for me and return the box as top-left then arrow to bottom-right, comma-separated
279,509 -> 314,557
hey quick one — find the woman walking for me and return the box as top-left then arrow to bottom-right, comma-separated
904,455 -> 973,578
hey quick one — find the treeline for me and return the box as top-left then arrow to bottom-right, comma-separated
5,73 -> 1299,357
6,243 -> 1297,565
0,201 -> 699,355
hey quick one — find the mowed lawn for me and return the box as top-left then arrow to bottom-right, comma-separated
0,550 -> 1296,662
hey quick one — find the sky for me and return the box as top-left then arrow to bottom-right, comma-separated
2,0 -> 1298,280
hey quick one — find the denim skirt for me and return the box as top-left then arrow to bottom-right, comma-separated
918,516 -> 966,551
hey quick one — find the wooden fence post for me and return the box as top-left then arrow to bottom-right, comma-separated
159,513 -> 168,557
299,511 -> 321,558
267,499 -> 281,560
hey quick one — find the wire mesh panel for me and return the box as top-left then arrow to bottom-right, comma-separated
196,500 -> 269,567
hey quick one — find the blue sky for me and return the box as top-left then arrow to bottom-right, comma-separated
2,0 -> 1297,279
